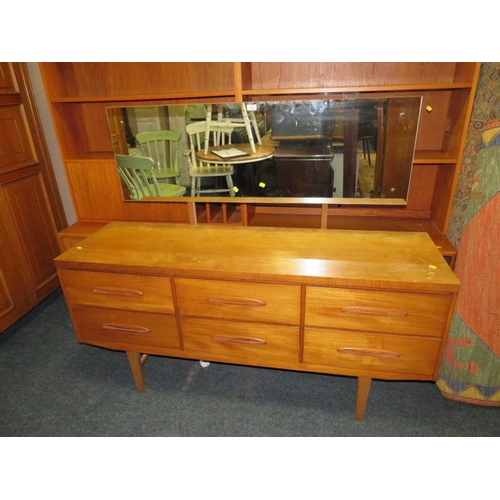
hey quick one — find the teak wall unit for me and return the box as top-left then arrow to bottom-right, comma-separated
0,63 -> 67,333
38,62 -> 480,256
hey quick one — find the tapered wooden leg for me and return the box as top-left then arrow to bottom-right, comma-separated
126,351 -> 145,392
355,377 -> 372,421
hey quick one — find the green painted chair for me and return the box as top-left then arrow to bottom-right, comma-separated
135,130 -> 183,183
116,154 -> 186,200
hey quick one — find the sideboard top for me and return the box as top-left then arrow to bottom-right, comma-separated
54,222 -> 460,292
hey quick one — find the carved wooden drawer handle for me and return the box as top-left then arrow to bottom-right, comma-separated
212,335 -> 266,345
208,297 -> 266,307
102,323 -> 150,334
337,347 -> 400,358
341,306 -> 408,317
92,287 -> 143,297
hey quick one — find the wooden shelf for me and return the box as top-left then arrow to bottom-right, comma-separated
413,152 -> 458,164
50,91 -> 239,104
242,82 -> 476,97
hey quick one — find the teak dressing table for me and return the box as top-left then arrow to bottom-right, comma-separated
55,222 -> 459,420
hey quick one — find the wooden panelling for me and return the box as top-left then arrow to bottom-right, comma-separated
405,165 -> 438,213
431,164 -> 458,234
247,63 -> 459,90
442,88 -> 472,157
66,160 -> 191,223
124,200 -> 190,223
415,91 -> 452,152
66,160 -> 131,221
41,63 -> 236,99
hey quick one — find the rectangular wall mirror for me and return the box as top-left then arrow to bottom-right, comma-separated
106,97 -> 422,204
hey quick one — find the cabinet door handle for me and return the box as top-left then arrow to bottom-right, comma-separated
341,306 -> 408,317
212,335 -> 266,345
337,347 -> 400,358
102,323 -> 150,334
92,287 -> 143,297
208,297 -> 266,307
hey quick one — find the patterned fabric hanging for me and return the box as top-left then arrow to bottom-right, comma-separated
437,63 -> 500,406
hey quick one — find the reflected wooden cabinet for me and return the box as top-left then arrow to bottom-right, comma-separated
107,107 -> 128,155
0,63 -> 67,333
38,62 -> 480,260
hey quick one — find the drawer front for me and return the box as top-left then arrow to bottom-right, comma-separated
303,327 -> 441,376
59,269 -> 174,313
303,328 -> 440,376
181,317 -> 299,364
71,306 -> 180,350
305,287 -> 452,337
175,278 -> 301,325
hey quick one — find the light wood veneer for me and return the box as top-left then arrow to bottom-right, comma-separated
55,222 -> 460,420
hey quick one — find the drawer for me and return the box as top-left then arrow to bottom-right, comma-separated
305,287 -> 452,337
303,327 -> 441,376
181,317 -> 299,364
71,305 -> 180,350
175,278 -> 301,325
59,269 -> 174,313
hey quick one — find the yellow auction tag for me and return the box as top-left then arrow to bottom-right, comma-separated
232,186 -> 239,193
259,182 -> 266,188
426,105 -> 433,112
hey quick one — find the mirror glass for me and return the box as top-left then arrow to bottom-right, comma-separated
106,97 -> 421,203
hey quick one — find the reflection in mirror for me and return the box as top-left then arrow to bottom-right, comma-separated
106,97 -> 421,202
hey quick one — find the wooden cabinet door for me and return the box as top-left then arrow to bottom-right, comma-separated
0,62 -> 17,94
0,62 -> 62,310
2,172 -> 61,301
0,196 -> 32,332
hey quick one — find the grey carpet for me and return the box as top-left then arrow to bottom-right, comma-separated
1,289 -> 498,437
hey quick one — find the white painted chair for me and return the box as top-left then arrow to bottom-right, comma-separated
204,103 -> 262,154
185,121 -> 237,197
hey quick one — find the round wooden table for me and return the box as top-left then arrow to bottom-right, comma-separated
196,144 -> 276,196
196,144 -> 275,164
